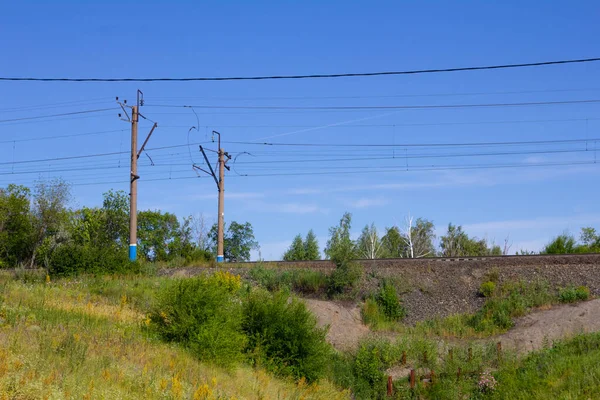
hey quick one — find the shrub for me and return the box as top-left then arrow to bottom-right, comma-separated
559,286 -> 590,303
362,297 -> 384,327
376,281 -> 405,321
48,244 -> 137,276
242,290 -> 330,382
479,281 -> 496,297
149,275 -> 246,367
327,261 -> 363,297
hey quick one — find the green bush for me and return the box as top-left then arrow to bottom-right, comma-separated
242,290 -> 330,382
479,281 -> 496,297
362,297 -> 384,327
327,261 -> 363,297
559,286 -> 590,303
48,244 -> 138,276
469,280 -> 554,332
149,275 -> 247,367
376,281 -> 405,321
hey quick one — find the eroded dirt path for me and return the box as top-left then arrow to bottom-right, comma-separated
303,298 -> 600,355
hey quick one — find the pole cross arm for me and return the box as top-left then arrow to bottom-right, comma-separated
137,123 -> 157,159
199,145 -> 219,189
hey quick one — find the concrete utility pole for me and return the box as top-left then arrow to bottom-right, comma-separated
195,131 -> 230,263
117,90 -> 157,261
129,105 -> 139,261
217,147 -> 225,262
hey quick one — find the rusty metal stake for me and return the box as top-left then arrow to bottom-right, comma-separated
410,369 -> 415,389
497,341 -> 502,362
387,375 -> 393,396
449,348 -> 453,361
468,347 -> 472,362
401,351 -> 407,365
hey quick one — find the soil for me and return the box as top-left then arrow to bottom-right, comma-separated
303,298 -> 369,351
302,297 -> 600,355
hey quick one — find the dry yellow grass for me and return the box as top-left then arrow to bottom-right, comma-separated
0,272 -> 349,399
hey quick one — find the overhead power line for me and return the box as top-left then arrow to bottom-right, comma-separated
0,108 -> 116,123
1,57 -> 599,82
149,99 -> 600,110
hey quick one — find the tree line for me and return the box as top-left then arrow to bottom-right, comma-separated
0,180 -> 258,272
283,212 -> 600,261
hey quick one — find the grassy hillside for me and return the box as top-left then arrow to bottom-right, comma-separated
0,271 -> 347,399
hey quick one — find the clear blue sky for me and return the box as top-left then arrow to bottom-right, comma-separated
1,1 -> 599,259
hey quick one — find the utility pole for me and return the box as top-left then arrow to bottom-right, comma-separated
130,105 -> 139,261
194,131 -> 230,263
117,90 -> 158,261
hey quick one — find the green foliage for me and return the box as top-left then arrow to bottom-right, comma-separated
209,221 -> 258,262
242,290 -> 330,382
249,265 -> 328,295
440,223 -> 498,257
479,281 -> 497,297
470,280 -> 554,332
325,213 -> 363,296
327,261 -> 363,297
149,275 -> 247,367
543,233 -> 578,254
559,285 -> 590,303
137,210 -> 181,261
282,230 -> 321,261
324,212 -> 356,264
355,223 -> 383,259
48,243 -> 137,276
376,281 -> 405,321
381,226 -> 404,258
304,229 -> 321,260
0,184 -> 34,268
283,234 -> 306,261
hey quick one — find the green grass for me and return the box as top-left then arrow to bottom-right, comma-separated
0,271 -> 347,399
364,280 -> 591,339
249,265 -> 329,295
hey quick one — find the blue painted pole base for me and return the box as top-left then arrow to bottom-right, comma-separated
217,255 -> 224,263
129,244 -> 137,261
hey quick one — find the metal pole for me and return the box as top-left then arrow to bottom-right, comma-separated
129,105 -> 138,261
217,147 -> 225,262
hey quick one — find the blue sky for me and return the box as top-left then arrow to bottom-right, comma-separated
1,1 -> 599,259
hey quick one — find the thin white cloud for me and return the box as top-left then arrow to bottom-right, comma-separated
348,197 -> 390,209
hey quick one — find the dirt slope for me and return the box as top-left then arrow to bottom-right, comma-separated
303,298 -> 600,354
303,299 -> 369,350
498,298 -> 600,354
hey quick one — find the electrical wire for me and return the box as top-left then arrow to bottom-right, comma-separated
0,108 -> 117,123
2,57 -> 599,81
148,99 -> 600,110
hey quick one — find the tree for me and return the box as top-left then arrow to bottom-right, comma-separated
190,212 -> 211,251
580,227 -> 600,252
304,230 -> 320,260
355,223 -> 383,259
400,216 -> 435,258
0,184 -> 34,268
283,234 -> 306,261
543,233 -> 577,254
30,179 -> 72,267
381,226 -> 404,258
138,210 -> 180,261
102,190 -> 129,248
324,212 -> 356,264
209,221 -> 258,262
439,224 -> 495,257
